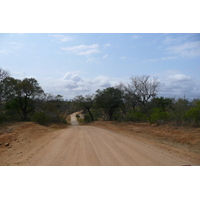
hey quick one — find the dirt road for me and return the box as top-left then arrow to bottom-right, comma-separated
70,112 -> 79,126
1,117 -> 198,166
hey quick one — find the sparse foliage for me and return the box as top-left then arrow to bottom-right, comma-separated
129,75 -> 159,109
74,95 -> 95,121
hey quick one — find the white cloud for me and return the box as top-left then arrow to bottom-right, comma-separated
166,41 -> 200,58
159,73 -> 200,99
11,71 -> 27,79
39,71 -> 115,99
10,42 -> 24,49
0,49 -> 12,54
131,35 -> 142,40
148,59 -> 158,62
78,48 -> 99,55
0,42 -> 23,55
120,56 -> 127,59
61,44 -> 100,56
163,35 -> 189,45
63,71 -> 82,82
62,44 -> 98,51
161,56 -> 176,60
167,74 -> 191,82
91,75 -> 111,88
50,34 -> 73,43
147,56 -> 175,62
102,54 -> 108,59
103,43 -> 111,47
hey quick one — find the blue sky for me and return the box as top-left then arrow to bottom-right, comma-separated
1,33 -> 200,99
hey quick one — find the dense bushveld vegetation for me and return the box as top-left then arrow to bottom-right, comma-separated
74,75 -> 200,127
0,68 -> 77,125
1,68 -> 200,127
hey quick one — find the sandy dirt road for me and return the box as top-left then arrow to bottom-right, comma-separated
1,117 -> 198,166
26,126 -> 197,166
70,112 -> 79,126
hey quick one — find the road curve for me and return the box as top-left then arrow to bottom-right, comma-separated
70,112 -> 79,126
16,125 -> 195,166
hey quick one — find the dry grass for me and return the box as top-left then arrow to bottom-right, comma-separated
0,122 -> 67,151
90,121 -> 200,154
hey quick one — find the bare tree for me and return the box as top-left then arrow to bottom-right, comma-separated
117,76 -> 160,112
129,75 -> 160,109
0,68 -> 9,81
116,76 -> 159,113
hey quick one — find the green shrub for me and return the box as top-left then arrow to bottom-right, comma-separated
76,114 -> 80,118
126,111 -> 146,122
185,101 -> 200,127
112,112 -> 124,122
77,118 -> 85,123
149,108 -> 169,125
168,98 -> 190,126
32,112 -> 50,125
84,113 -> 93,123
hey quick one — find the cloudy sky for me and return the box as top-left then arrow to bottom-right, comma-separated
0,33 -> 200,99
0,33 -> 199,99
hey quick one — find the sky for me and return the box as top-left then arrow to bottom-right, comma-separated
0,33 -> 199,100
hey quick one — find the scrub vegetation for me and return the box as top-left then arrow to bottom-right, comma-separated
0,68 -> 77,125
1,68 -> 199,127
74,75 -> 200,127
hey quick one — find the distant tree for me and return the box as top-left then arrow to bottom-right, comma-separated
34,93 -> 68,123
0,68 -> 10,122
186,100 -> 200,127
74,94 -> 95,121
0,68 -> 9,81
168,98 -> 190,126
2,77 -> 44,121
116,76 -> 160,113
95,87 -> 123,120
116,82 -> 138,111
0,68 -> 10,101
129,75 -> 160,110
147,97 -> 173,111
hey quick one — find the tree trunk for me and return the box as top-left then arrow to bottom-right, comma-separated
87,108 -> 94,121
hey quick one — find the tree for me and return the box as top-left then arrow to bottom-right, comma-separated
74,94 -> 95,121
0,68 -> 9,101
146,97 -> 173,111
0,68 -> 10,123
116,82 -> 138,111
186,100 -> 200,127
2,77 -> 44,121
95,87 -> 123,120
168,98 -> 190,126
0,68 -> 9,81
129,75 -> 159,110
36,93 -> 68,123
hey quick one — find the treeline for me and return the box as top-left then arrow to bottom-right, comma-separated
0,68 -> 77,125
1,68 -> 200,127
73,75 -> 200,127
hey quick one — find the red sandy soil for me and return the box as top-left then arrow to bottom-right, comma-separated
0,119 -> 199,166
